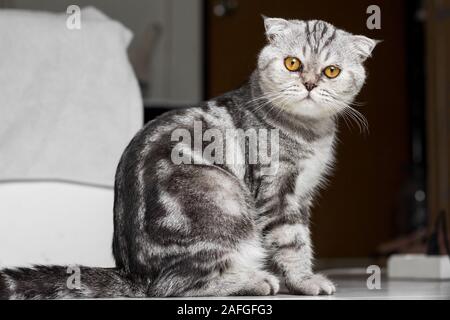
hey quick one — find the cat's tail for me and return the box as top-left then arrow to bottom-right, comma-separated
0,265 -> 147,299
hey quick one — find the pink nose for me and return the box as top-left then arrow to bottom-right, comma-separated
304,82 -> 317,91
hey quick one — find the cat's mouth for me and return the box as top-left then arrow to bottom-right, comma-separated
286,91 -> 317,105
301,93 -> 315,102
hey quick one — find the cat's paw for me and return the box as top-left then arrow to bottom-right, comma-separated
286,273 -> 336,296
261,273 -> 280,295
237,272 -> 280,296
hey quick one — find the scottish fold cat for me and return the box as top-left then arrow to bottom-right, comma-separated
1,18 -> 376,299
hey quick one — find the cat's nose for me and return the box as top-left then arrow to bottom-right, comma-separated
304,82 -> 317,92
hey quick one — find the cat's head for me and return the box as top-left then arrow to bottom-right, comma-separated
257,17 -> 377,120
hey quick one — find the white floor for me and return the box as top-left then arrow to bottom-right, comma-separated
165,270 -> 450,300
276,275 -> 450,300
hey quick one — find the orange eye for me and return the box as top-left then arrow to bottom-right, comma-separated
323,65 -> 341,79
284,57 -> 302,72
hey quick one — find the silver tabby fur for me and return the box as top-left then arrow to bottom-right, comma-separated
0,18 -> 376,299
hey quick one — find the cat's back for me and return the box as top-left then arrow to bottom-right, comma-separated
115,89 -> 249,184
111,90 -> 256,277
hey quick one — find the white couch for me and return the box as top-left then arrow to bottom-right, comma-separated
0,7 -> 142,268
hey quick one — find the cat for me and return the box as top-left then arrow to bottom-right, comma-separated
0,17 -> 376,299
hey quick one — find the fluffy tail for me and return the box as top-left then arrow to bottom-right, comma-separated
0,265 -> 147,299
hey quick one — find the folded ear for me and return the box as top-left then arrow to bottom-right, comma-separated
351,35 -> 380,61
262,16 -> 289,41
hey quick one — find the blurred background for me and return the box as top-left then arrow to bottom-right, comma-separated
0,0 -> 448,269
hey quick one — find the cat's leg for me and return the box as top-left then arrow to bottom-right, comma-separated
181,239 -> 280,297
140,163 -> 278,297
186,269 -> 280,297
257,174 -> 335,296
147,241 -> 279,297
264,218 -> 335,295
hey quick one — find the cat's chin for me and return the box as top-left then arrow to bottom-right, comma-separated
281,99 -> 339,120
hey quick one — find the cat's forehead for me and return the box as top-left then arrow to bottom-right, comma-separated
276,20 -> 346,59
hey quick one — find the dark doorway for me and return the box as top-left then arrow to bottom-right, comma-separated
205,0 -> 412,258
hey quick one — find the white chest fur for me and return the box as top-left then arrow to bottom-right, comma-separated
294,134 -> 336,199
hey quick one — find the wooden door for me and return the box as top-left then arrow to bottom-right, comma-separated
426,0 -> 450,236
205,0 -> 410,258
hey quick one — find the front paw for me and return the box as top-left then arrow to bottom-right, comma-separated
236,272 -> 280,296
286,274 -> 336,296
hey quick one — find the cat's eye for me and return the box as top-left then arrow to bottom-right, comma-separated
284,57 -> 302,72
323,65 -> 341,79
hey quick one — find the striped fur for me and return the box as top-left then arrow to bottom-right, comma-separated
0,18 -> 376,299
